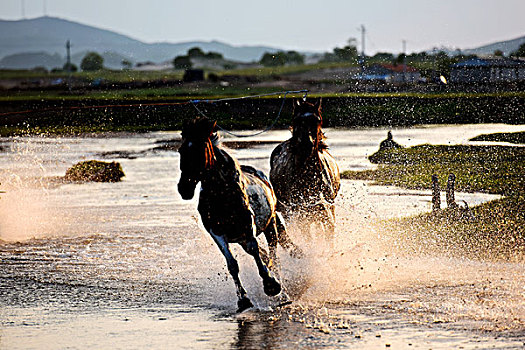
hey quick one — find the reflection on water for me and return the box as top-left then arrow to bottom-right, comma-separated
1,124 -> 524,349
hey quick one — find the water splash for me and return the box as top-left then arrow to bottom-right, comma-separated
1,130 -> 524,347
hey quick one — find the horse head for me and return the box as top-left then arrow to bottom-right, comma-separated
178,117 -> 218,200
291,98 -> 326,161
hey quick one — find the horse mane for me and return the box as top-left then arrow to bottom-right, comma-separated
207,130 -> 221,147
318,133 -> 329,150
182,117 -> 221,169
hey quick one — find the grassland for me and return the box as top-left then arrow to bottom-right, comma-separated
0,69 -> 185,82
1,93 -> 524,137
470,131 -> 525,144
0,62 -> 356,82
1,65 -> 524,136
0,85 -> 288,102
341,136 -> 525,261
2,87 -> 524,102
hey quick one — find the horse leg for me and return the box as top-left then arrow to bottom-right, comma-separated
243,234 -> 281,297
319,205 -> 336,237
275,213 -> 303,258
263,217 -> 281,273
264,217 -> 295,305
209,230 -> 253,312
328,204 -> 336,236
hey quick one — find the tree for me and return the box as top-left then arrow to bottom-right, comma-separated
259,51 -> 305,67
188,47 -> 205,58
80,52 -> 104,71
205,51 -> 223,59
63,62 -> 78,72
493,50 -> 504,57
511,43 -> 525,58
371,52 -> 395,63
172,55 -> 192,69
334,45 -> 358,61
260,52 -> 287,66
284,51 -> 304,65
320,38 -> 358,63
121,59 -> 132,70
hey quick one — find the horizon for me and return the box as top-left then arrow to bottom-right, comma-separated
2,14 -> 525,55
1,0 -> 525,55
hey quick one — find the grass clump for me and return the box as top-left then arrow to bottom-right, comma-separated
65,160 -> 125,182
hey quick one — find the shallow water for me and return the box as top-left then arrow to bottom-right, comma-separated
1,124 -> 524,349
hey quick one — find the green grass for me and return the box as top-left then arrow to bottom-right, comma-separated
219,61 -> 358,78
342,144 -> 525,261
0,69 -> 185,82
2,88 -> 523,102
0,85 -> 300,102
470,131 -> 525,144
386,195 -> 524,261
343,145 -> 525,195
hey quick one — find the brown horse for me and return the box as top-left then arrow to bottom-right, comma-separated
177,117 -> 300,312
270,99 -> 340,235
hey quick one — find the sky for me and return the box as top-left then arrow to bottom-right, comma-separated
1,0 -> 524,54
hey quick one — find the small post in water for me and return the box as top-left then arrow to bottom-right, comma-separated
432,174 -> 441,211
446,173 -> 458,209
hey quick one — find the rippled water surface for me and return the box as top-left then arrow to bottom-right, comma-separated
1,124 -> 524,349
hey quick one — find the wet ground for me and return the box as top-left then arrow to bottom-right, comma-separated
1,124 -> 524,349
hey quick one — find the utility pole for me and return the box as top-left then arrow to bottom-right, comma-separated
21,0 -> 26,18
402,40 -> 407,83
43,0 -> 47,16
358,24 -> 366,69
66,40 -> 72,92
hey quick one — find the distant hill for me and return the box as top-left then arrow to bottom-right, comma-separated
1,16 -> 523,70
0,16 -> 282,69
463,35 -> 525,56
0,52 -> 63,70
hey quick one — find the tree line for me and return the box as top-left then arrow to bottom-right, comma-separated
55,41 -> 525,72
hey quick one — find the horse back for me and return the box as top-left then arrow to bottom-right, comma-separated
270,140 -> 340,205
241,165 -> 276,233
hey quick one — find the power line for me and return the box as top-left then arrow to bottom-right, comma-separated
0,89 -> 309,118
0,89 -> 308,137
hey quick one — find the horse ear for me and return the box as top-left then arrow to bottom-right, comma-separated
204,119 -> 217,136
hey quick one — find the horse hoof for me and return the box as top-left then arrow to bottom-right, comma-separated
237,296 -> 254,313
263,276 -> 282,296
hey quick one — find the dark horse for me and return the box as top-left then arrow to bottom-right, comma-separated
178,117 -> 300,312
270,99 -> 340,235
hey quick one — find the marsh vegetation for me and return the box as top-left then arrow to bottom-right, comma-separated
342,132 -> 525,261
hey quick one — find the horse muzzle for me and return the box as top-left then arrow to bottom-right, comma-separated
178,178 -> 198,200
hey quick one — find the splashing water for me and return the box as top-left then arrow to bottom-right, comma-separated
1,126 -> 524,348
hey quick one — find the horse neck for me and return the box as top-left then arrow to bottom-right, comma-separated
201,146 -> 242,190
290,136 -> 319,162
